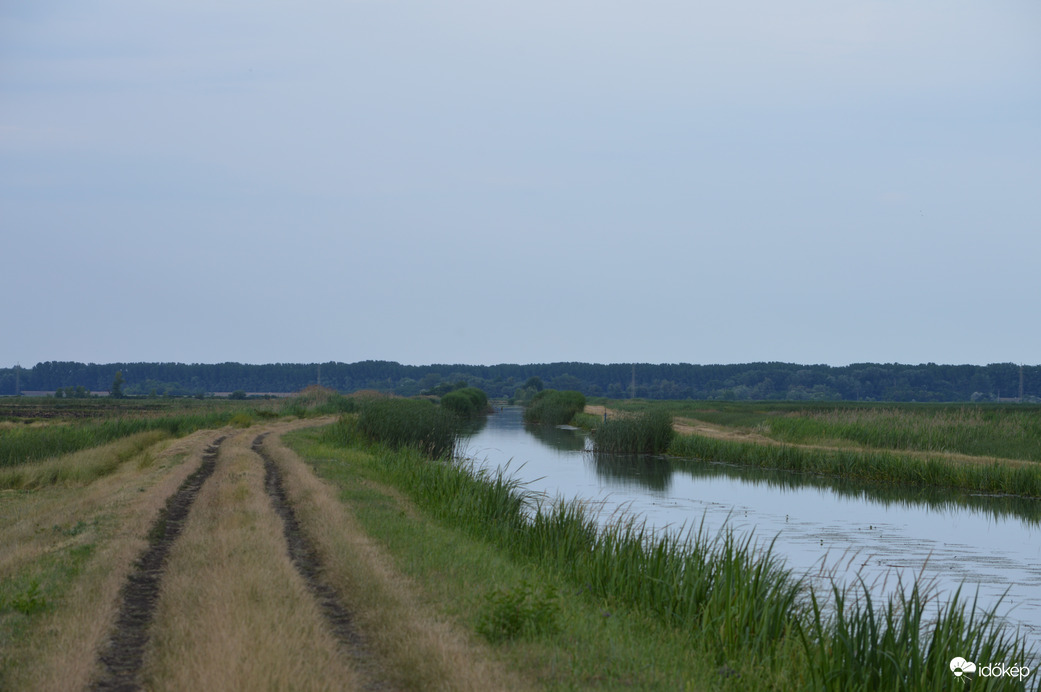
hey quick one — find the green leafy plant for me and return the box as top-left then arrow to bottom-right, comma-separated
477,580 -> 561,643
10,580 -> 47,615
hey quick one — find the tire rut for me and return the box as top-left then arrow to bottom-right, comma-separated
252,433 -> 388,691
89,436 -> 226,692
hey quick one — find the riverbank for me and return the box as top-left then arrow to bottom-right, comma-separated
286,415 -> 1037,691
585,402 -> 1041,498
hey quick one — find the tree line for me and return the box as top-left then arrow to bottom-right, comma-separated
0,360 -> 1038,402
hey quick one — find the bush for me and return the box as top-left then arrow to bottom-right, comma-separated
477,580 -> 561,643
357,398 -> 457,459
592,410 -> 674,454
523,390 -> 586,426
441,387 -> 489,419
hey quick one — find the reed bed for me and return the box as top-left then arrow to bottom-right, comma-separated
797,580 -> 1033,691
669,434 -> 1041,498
355,398 -> 457,459
523,390 -> 586,426
591,410 -> 675,454
766,406 -> 1041,461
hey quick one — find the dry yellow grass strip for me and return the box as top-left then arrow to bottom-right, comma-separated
140,427 -> 363,692
261,432 -> 531,692
0,429 -> 220,692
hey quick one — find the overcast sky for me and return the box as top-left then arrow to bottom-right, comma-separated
2,1 -> 1039,368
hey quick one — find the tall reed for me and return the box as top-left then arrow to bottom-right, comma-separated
669,434 -> 1041,498
592,410 -> 675,454
523,390 -> 586,426
355,398 -> 457,459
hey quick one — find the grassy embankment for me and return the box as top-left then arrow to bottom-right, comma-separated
586,400 -> 1041,498
289,402 -> 1037,690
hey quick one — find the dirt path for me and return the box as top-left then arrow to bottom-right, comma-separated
67,417 -> 519,691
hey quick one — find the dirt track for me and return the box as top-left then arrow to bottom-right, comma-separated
56,418 -> 520,692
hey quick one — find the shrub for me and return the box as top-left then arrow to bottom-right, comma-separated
592,410 -> 674,454
441,387 -> 489,419
477,580 -> 561,643
356,398 -> 457,459
523,390 -> 586,426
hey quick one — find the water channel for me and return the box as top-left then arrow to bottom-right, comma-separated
459,406 -> 1041,659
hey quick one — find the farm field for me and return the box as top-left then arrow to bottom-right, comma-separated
1,395 -> 1038,690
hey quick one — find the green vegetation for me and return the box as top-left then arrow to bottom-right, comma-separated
522,389 -> 585,426
797,581 -> 1028,692
356,398 -> 457,459
669,434 -> 1041,497
592,410 -> 674,454
595,399 -> 1041,461
0,410 -> 241,469
476,580 -> 561,643
290,418 -> 1036,690
439,387 -> 489,419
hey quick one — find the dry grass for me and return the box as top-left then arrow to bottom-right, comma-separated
0,429 -> 219,691
263,432 -> 530,692
140,426 -> 362,691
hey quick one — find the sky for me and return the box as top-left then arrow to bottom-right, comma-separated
2,1 -> 1039,368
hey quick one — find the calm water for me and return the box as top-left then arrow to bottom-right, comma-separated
459,406 -> 1041,657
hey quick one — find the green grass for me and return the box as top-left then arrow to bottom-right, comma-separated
668,434 -> 1041,498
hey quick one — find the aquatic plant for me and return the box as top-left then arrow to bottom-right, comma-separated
440,387 -> 489,419
356,398 -> 457,459
522,390 -> 585,426
592,410 -> 674,454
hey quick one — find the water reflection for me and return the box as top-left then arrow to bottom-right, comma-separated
589,452 -> 672,492
525,423 -> 588,452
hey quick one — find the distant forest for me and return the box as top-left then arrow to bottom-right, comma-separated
2,361 -> 1039,403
